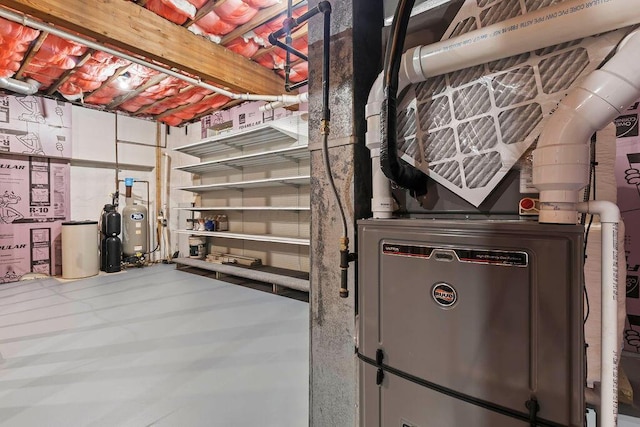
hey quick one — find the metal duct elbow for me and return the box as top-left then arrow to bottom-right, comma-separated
0,78 -> 39,95
533,29 -> 640,224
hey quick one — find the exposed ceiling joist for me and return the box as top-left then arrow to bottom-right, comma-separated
183,0 -> 219,28
221,0 -> 306,45
0,0 -> 286,95
84,63 -> 133,102
252,25 -> 308,60
136,84 -> 195,115
46,49 -> 95,95
15,31 -> 49,79
154,92 -> 221,119
107,74 -> 170,109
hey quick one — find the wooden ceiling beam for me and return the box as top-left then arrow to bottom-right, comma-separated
1,0 -> 286,95
220,0 -> 305,46
15,31 -> 49,79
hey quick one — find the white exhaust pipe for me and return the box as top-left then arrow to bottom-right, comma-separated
578,201 -> 621,427
366,0 -> 640,217
0,77 -> 39,95
531,28 -> 640,427
533,29 -> 640,224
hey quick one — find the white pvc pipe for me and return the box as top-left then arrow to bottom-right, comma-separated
366,0 -> 640,218
578,201 -> 620,427
259,92 -> 309,112
0,7 -> 307,106
404,0 -> 640,84
533,29 -> 640,223
365,89 -> 394,218
162,152 -> 172,261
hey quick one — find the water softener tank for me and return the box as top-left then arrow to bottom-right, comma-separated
122,178 -> 148,257
100,203 -> 121,273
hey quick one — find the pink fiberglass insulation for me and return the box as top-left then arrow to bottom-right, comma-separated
225,37 -> 260,57
252,6 -> 307,45
187,0 -> 209,7
146,0 -> 190,24
0,18 -> 39,78
144,86 -> 211,115
160,93 -> 229,126
24,36 -> 87,88
213,0 -> 258,26
85,64 -> 158,105
244,0 -> 280,7
255,52 -> 285,69
119,77 -> 190,113
160,115 -> 183,126
278,61 -> 307,83
58,52 -> 130,98
273,34 -> 307,60
190,11 -> 236,36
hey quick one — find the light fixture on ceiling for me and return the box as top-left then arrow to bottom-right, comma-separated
116,71 -> 132,90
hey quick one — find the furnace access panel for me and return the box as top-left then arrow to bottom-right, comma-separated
357,219 -> 584,427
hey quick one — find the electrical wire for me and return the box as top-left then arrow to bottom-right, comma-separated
583,134 -> 597,324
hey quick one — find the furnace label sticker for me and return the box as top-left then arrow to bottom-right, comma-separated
382,242 -> 528,267
382,243 -> 434,259
454,248 -> 529,267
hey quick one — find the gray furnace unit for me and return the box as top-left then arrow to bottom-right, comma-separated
358,219 -> 585,427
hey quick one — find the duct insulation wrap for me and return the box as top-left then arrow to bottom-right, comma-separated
122,203 -> 149,257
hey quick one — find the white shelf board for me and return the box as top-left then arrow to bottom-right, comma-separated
174,206 -> 310,211
175,145 -> 309,174
176,229 -> 310,246
174,117 -> 307,158
178,175 -> 310,192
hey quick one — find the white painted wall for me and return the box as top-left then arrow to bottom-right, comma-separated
69,105 -> 195,262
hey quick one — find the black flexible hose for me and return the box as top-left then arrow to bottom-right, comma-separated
380,0 -> 428,196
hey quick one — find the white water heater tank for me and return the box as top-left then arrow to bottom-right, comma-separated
122,202 -> 148,256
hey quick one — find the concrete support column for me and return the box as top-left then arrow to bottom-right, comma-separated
307,0 -> 383,425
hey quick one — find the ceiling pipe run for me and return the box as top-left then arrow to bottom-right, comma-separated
0,7 -> 308,112
0,77 -> 39,95
365,0 -> 640,218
